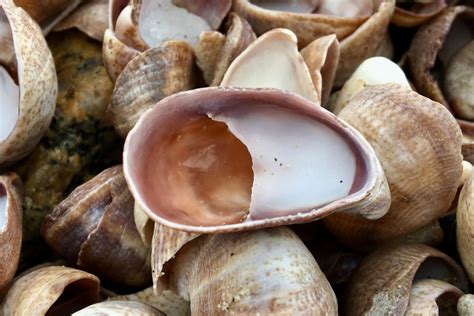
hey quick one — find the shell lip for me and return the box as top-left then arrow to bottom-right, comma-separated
123,87 -> 383,233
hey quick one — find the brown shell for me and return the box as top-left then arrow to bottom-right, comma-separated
108,41 -> 196,138
1,266 -> 100,315
41,166 -> 151,287
324,84 -> 463,250
0,173 -> 22,291
124,87 -> 390,233
344,244 -> 468,315
167,227 -> 338,315
392,0 -> 447,27
103,28 -> 140,82
456,167 -> 474,282
0,0 -> 57,167
194,31 -> 226,85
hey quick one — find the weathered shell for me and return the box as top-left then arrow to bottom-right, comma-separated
324,84 -> 463,250
73,301 -> 165,316
456,167 -> 474,282
108,40 -> 196,138
406,279 -> 463,315
124,87 -> 390,233
0,0 -> 57,167
41,166 -> 151,287
458,294 -> 474,316
343,244 -> 468,315
0,173 -> 22,291
54,0 -> 109,41
392,0 -> 447,27
1,266 -> 100,315
164,227 -> 338,315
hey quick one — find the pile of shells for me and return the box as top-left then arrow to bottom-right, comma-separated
1,0 -> 474,315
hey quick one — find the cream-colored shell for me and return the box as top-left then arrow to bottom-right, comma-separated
73,301 -> 165,316
457,168 -> 474,282
0,0 -> 57,167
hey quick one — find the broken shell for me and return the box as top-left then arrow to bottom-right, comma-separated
458,294 -> 474,316
41,166 -> 151,287
1,266 -> 100,315
406,279 -> 464,315
392,0 -> 448,27
332,56 -> 410,115
300,34 -> 340,107
232,0 -> 374,48
124,87 -> 390,233
407,6 -> 474,120
0,173 -> 22,291
456,167 -> 474,282
324,84 -> 463,250
74,301 -> 165,316
220,28 -> 319,102
344,244 -> 468,315
334,0 -> 395,87
165,227 -> 338,315
13,0 -> 81,33
109,286 -> 190,316
53,0 -> 109,42
108,40 -> 196,138
0,0 -> 57,167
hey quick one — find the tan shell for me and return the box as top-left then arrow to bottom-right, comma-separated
456,167 -> 474,282
102,28 -> 140,82
13,0 -> 81,33
389,220 -> 444,248
344,244 -> 468,315
300,34 -> 340,106
406,279 -> 463,315
134,202 -> 153,247
324,84 -> 463,250
41,166 -> 151,287
232,0 -> 373,48
0,0 -> 57,167
458,294 -> 474,316
124,87 -> 390,233
392,0 -> 447,27
54,0 -> 109,41
110,287 -> 190,316
0,173 -> 22,291
167,227 -> 338,315
1,266 -> 100,315
407,6 -> 474,113
73,301 -> 165,316
108,40 -> 196,138
194,31 -> 226,85
334,0 -> 395,87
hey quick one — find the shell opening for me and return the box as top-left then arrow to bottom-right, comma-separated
132,101 -> 360,227
138,0 -> 211,47
438,13 -> 474,67
47,279 -> 100,316
249,0 -> 319,13
415,258 -> 458,283
0,66 -> 19,142
0,184 -> 7,233
436,291 -> 462,315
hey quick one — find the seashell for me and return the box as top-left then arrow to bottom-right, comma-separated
104,0 -> 231,80
458,294 -> 474,316
53,0 -> 109,42
13,0 -> 81,33
108,40 -> 196,138
220,28 -> 319,102
388,220 -> 444,248
324,84 -> 463,250
407,6 -> 474,120
124,87 -> 390,233
392,0 -> 448,27
134,202 -> 153,247
232,0 -> 374,48
109,286 -> 190,316
456,167 -> 474,282
300,34 -> 340,107
0,0 -> 57,167
41,166 -> 151,287
1,266 -> 100,315
343,243 -> 468,315
406,279 -> 464,315
332,56 -> 410,115
159,226 -> 338,315
334,0 -> 395,87
73,301 -> 165,316
194,31 -> 226,85
0,173 -> 22,291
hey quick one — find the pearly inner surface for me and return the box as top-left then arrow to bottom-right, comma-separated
0,66 -> 19,142
220,29 -> 318,102
0,186 -> 7,233
138,0 -> 211,47
250,0 -> 319,13
212,104 -> 356,219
